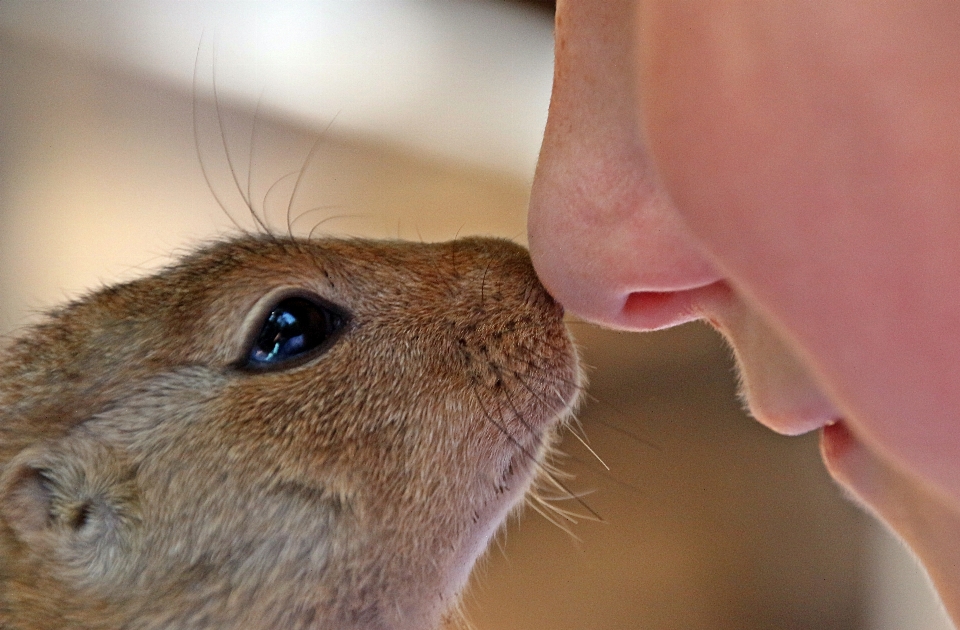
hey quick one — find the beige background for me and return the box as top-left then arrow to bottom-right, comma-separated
0,8 -> 951,629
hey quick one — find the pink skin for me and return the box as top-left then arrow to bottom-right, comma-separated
529,0 -> 960,621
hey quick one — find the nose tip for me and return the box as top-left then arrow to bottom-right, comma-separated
528,178 -> 722,331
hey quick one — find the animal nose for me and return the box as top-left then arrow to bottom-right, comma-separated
445,236 -> 564,318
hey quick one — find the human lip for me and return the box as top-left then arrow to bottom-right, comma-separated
747,400 -> 844,436
819,420 -> 880,507
820,420 -> 857,464
696,287 -> 846,437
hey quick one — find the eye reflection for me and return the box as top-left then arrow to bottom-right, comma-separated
247,296 -> 346,368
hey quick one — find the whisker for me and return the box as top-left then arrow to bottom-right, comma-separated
530,494 -> 577,524
545,441 -> 646,494
479,258 -> 493,308
211,43 -> 270,236
304,213 -> 365,240
502,367 -> 664,492
246,88 -> 268,229
562,453 -> 647,496
426,243 -> 458,298
503,365 -> 585,427
262,170 -> 300,222
287,206 -> 354,234
286,113 -> 340,240
565,430 -> 609,471
525,497 -> 580,541
531,493 -> 603,525
193,37 -> 244,233
509,358 -> 663,453
471,383 -> 602,523
449,232 -> 463,282
533,483 -> 597,503
291,204 -> 346,226
498,376 -> 553,441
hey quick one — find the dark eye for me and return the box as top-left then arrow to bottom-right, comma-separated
245,296 -> 347,370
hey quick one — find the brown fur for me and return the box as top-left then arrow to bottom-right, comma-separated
0,235 -> 581,630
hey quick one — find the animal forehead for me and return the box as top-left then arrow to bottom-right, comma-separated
190,236 -> 528,272
163,236 -> 533,301
14,236 -> 533,363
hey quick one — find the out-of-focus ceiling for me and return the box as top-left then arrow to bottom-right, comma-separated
0,0 -> 555,178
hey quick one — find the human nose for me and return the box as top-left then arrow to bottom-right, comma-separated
527,0 -> 721,331
528,138 -> 723,331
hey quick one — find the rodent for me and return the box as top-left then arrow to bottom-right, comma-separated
0,234 -> 581,630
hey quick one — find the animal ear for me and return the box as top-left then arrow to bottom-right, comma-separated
1,460 -> 56,537
0,438 -> 140,552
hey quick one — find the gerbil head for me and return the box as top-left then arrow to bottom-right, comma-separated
0,235 -> 581,630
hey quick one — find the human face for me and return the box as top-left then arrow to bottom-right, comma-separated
529,0 -> 960,613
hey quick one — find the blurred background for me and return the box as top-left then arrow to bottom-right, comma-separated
0,2 -> 951,628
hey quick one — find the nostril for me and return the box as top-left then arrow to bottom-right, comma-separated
620,289 -> 707,331
623,291 -> 674,313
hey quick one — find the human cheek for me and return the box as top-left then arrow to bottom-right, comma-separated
528,0 -> 721,332
636,2 -> 960,504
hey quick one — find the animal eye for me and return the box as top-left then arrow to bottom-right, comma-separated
245,296 -> 347,369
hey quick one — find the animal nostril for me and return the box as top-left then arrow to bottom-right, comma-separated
71,501 -> 93,530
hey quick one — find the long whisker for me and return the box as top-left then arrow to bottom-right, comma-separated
211,44 -> 270,235
525,497 -> 581,540
498,374 -> 609,496
561,453 -> 647,496
290,205 -> 346,232
504,366 -> 657,495
530,493 -> 603,524
565,429 -> 610,471
498,375 -> 552,440
246,88 -> 267,229
262,170 -> 300,222
469,386 -> 602,522
193,37 -> 243,233
286,113 -> 340,239
304,212 -> 366,240
508,359 -> 663,452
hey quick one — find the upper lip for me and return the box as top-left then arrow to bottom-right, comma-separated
760,407 -> 845,437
